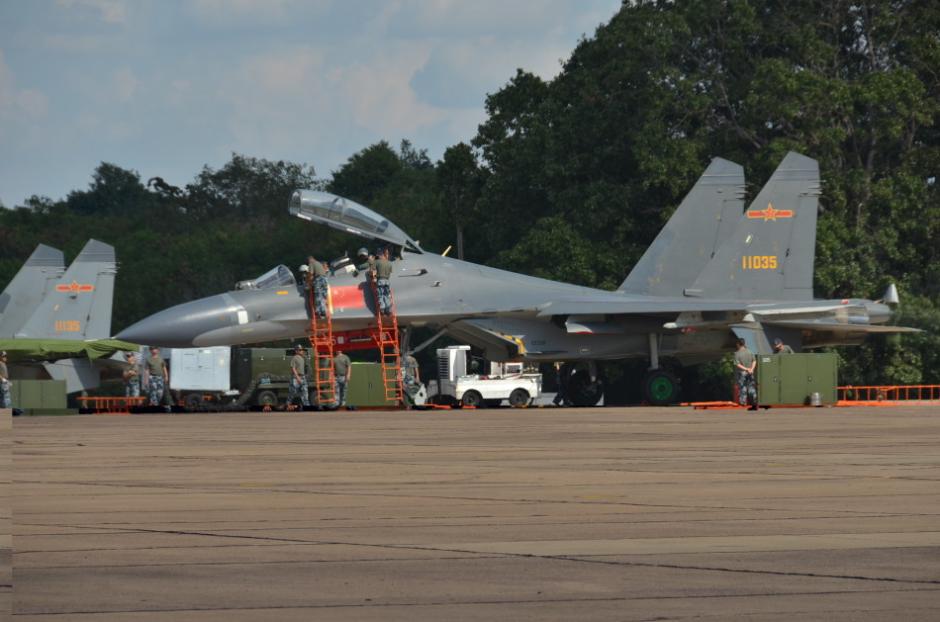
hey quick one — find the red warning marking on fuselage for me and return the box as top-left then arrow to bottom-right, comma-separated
330,284 -> 368,310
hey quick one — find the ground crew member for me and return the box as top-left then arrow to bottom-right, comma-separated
402,352 -> 420,388
289,344 -> 310,408
333,349 -> 351,408
733,338 -> 757,409
0,351 -> 11,409
552,362 -> 568,406
354,247 -> 372,275
773,338 -> 794,354
123,352 -> 141,397
144,346 -> 168,407
374,247 -> 393,315
306,255 -> 329,318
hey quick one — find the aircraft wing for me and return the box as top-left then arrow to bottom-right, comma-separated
0,338 -> 140,363
536,298 -> 748,318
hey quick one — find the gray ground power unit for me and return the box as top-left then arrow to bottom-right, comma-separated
757,353 -> 838,406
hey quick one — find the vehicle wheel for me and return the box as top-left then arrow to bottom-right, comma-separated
256,390 -> 278,409
643,369 -> 680,406
567,369 -> 604,407
484,399 -> 502,408
461,390 -> 483,408
508,389 -> 529,407
183,393 -> 203,412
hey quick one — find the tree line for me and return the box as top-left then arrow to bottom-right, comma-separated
2,1 -> 938,399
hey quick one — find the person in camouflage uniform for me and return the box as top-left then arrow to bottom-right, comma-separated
144,346 -> 168,407
123,352 -> 141,397
373,247 -> 393,316
333,349 -> 351,408
0,351 -> 11,409
733,338 -> 757,409
289,345 -> 310,408
307,255 -> 329,318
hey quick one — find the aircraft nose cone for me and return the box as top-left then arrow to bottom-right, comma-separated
115,294 -> 238,347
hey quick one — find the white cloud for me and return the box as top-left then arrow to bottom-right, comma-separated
411,36 -> 569,108
112,67 -> 138,102
217,43 -> 448,159
0,50 -> 49,125
41,33 -> 109,53
187,0 -> 328,25
55,0 -> 127,24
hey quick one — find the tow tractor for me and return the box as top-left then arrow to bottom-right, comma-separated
427,345 -> 541,408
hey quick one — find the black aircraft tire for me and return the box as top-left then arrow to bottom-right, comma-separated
568,370 -> 604,407
508,388 -> 530,408
643,369 -> 681,406
183,393 -> 203,412
461,390 -> 483,408
256,390 -> 278,408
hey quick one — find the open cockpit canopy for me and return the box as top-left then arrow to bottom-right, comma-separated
289,190 -> 422,253
235,264 -> 296,291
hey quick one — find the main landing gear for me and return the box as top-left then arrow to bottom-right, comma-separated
561,361 -> 605,407
643,333 -> 681,406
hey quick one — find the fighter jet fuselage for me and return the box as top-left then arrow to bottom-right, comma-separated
116,152 -> 917,405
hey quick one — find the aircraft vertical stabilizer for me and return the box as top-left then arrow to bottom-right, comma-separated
620,157 -> 745,296
17,239 -> 117,340
0,244 -> 65,337
687,152 -> 819,301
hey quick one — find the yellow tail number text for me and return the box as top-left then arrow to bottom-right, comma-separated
741,255 -> 778,270
55,320 -> 82,333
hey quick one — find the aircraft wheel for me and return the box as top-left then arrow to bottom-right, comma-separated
256,390 -> 278,409
461,390 -> 483,408
508,389 -> 530,407
183,393 -> 203,412
568,369 -> 604,407
643,369 -> 680,406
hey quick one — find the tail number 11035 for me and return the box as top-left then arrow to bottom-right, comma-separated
741,255 -> 778,270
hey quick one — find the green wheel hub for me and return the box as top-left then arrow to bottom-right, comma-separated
649,375 -> 675,402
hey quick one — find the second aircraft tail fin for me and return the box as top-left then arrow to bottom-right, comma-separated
0,244 -> 65,337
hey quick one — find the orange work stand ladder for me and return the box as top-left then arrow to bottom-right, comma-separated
370,277 -> 403,405
307,276 -> 336,408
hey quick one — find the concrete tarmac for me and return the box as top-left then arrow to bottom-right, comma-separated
11,406 -> 940,620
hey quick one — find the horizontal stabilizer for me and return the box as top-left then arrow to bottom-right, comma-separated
761,320 -> 922,334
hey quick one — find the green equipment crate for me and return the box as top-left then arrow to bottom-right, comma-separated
10,380 -> 68,410
346,363 -> 397,408
757,353 -> 838,406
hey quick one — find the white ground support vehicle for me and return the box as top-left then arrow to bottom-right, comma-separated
427,345 -> 541,408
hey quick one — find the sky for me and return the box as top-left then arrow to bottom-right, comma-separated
0,0 -> 621,207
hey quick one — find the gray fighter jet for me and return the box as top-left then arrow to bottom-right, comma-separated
117,152 -> 916,404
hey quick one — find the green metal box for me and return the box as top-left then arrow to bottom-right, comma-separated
10,380 -> 67,410
757,353 -> 837,406
346,363 -> 397,408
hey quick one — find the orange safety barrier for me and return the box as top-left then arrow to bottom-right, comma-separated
77,396 -> 147,414
838,385 -> 940,404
